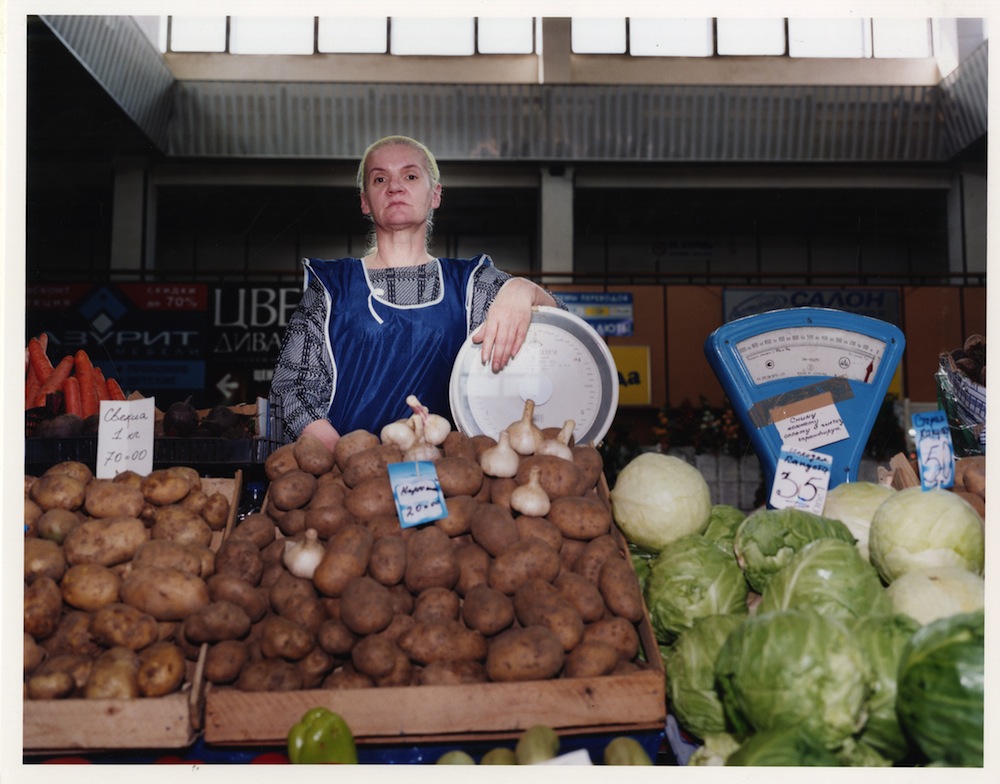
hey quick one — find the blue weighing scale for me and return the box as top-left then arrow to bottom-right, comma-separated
704,307 -> 905,496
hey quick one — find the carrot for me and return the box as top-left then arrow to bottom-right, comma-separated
27,337 -> 54,383
94,367 -> 111,401
33,355 -> 74,403
106,377 -> 127,401
75,350 -> 99,418
62,376 -> 82,417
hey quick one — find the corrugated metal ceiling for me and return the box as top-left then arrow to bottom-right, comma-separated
38,15 -> 987,164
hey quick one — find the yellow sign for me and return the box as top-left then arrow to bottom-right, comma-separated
610,345 -> 651,405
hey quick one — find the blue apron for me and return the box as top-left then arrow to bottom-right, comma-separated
305,255 -> 488,435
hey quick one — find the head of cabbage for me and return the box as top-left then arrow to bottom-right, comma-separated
701,504 -> 746,555
714,608 -> 873,750
884,566 -> 985,626
644,534 -> 748,644
610,452 -> 712,553
732,507 -> 856,594
821,480 -> 895,561
868,487 -> 984,584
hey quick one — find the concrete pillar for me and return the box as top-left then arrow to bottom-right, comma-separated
539,164 -> 574,282
110,157 -> 147,272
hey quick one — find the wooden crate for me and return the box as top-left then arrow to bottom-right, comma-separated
22,472 -> 242,754
204,502 -> 666,747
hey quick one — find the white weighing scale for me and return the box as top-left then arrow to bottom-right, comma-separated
704,307 -> 905,495
449,306 -> 619,446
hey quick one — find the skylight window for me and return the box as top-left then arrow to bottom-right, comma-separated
629,18 -> 713,57
716,18 -> 786,55
788,18 -> 872,58
317,17 -> 387,54
390,17 -> 475,55
571,17 -> 626,54
230,16 -> 314,55
169,16 -> 227,53
477,17 -> 535,54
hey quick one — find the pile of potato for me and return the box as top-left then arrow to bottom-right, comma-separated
207,416 -> 653,692
23,463 -> 231,700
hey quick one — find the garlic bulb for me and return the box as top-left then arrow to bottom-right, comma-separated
479,430 -> 520,478
402,415 -> 442,462
406,394 -> 451,446
536,419 -> 575,461
282,528 -> 325,579
380,418 -> 417,450
510,465 -> 550,517
505,399 -> 544,456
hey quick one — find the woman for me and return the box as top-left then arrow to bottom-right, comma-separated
271,135 -> 561,450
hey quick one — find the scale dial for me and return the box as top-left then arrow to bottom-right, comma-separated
449,307 -> 618,445
735,325 -> 887,386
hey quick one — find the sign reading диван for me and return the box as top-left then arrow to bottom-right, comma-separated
722,287 -> 900,325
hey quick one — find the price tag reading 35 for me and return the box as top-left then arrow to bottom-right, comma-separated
96,397 -> 155,478
769,447 -> 833,515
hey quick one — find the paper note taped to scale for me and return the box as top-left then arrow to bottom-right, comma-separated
771,391 -> 850,451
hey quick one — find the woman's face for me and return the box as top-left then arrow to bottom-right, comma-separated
360,143 -> 442,231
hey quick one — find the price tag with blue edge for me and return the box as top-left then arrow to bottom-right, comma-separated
769,447 -> 833,515
911,409 -> 955,490
96,396 -> 155,478
387,461 -> 449,528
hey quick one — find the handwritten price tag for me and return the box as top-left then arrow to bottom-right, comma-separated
387,461 -> 448,528
96,397 -> 155,478
912,409 -> 955,490
769,447 -> 833,515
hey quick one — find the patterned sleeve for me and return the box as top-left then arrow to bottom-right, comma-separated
270,274 -> 334,443
469,261 -> 567,332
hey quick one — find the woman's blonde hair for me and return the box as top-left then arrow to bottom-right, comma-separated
357,135 -> 441,255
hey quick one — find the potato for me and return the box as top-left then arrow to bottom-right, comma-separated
368,535 -> 407,586
564,640 -> 620,678
489,537 -> 561,595
317,618 -> 358,657
167,466 -> 201,492
335,429 -> 382,472
413,586 -> 461,624
442,431 -> 477,461
137,641 -> 187,696
323,665 -> 373,690
373,644 -> 413,688
436,456 -> 484,497
44,460 -> 94,485
24,632 -> 46,674
515,455 -> 587,500
29,473 -> 87,512
398,620 -> 487,665
229,512 -> 277,550
120,566 -> 210,621
201,492 -> 232,531
36,507 -> 82,544
298,645 -> 338,689
404,526 -> 460,593
24,576 -> 63,639
35,652 -> 93,694
207,574 -> 270,622
181,488 -> 209,516
388,583 -> 415,615
340,576 -> 395,635
345,476 -> 396,520
485,625 -> 565,682
417,660 -> 488,686
351,634 -> 398,678
151,505 -> 213,547
378,613 -> 416,646
183,600 -> 252,643
959,456 -> 987,498
515,515 -> 563,552
84,480 -> 145,519
461,584 -> 515,636
313,523 -> 374,597
204,639 -> 249,684
259,615 -> 314,661
572,445 -> 604,491
293,434 -> 336,475
547,495 -> 612,540
598,556 -> 646,623
84,647 -> 140,699
454,541 -> 491,596
310,480 -> 348,508
513,580 -> 584,652
489,477 -> 517,508
435,494 -> 478,537
555,572 -> 607,623
342,443 -> 404,487
269,469 -> 318,511
89,603 -> 160,650
470,503 -> 520,557
237,658 -> 303,692
279,594 -> 328,635
365,513 -> 403,541
268,571 -> 317,615
581,616 -> 640,662
572,534 -> 620,584
265,443 -> 300,480
304,503 -> 355,538
61,563 -> 121,611
214,536 -> 265,586
63,516 -> 148,567
24,498 -> 44,537
40,611 -> 100,658
112,470 -> 143,490
24,537 -> 66,583
27,670 -> 76,700
131,539 -> 203,576
141,469 -> 192,506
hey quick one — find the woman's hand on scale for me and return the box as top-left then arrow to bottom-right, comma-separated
472,278 -> 553,373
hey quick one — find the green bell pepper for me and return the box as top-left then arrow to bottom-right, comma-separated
287,707 -> 358,764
